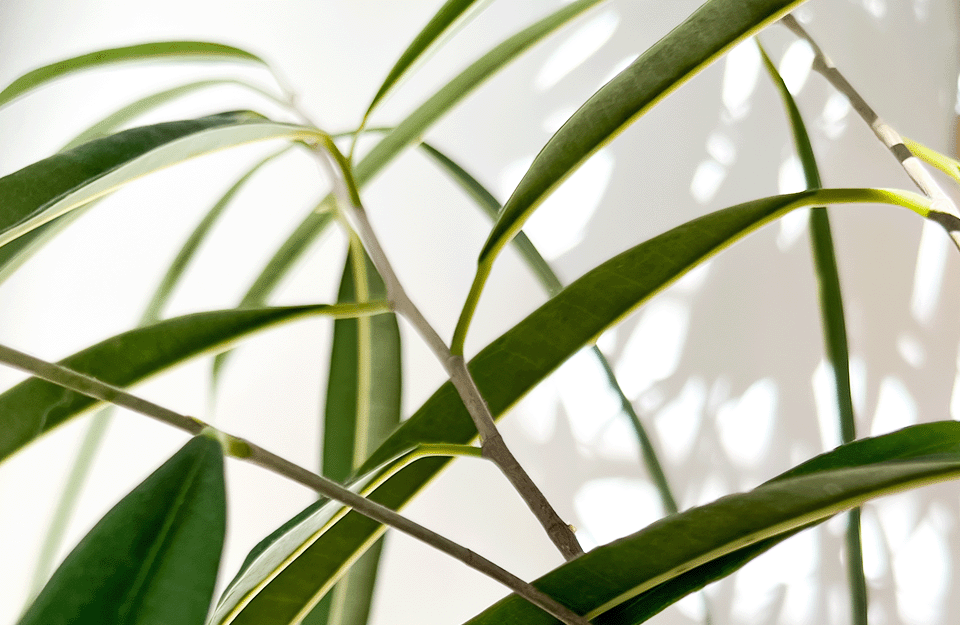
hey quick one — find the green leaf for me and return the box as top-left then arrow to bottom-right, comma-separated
362,0 -> 488,124
478,0 -> 806,267
0,303 -> 387,464
141,147 -> 293,324
591,419 -> 960,624
217,188 -> 927,622
758,38 -> 866,624
0,42 -> 267,109
467,435 -> 960,623
0,112 -> 322,249
903,136 -> 960,187
63,79 -> 287,151
19,435 -> 226,625
241,0 -> 607,308
306,251 -> 402,625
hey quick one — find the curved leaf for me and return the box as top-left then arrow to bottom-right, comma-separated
220,188 -> 927,622
479,0 -> 806,265
0,112 -> 322,248
0,303 -> 387,464
64,79 -> 287,151
467,442 -> 960,623
583,420 -> 960,624
242,0 -> 606,307
0,42 -> 267,109
362,0 -> 489,123
307,251 -> 402,625
20,435 -> 226,625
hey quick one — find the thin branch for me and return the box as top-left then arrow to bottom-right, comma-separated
0,343 -> 588,625
313,145 -> 584,560
780,14 -> 960,246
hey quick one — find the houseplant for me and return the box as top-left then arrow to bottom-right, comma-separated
2,0 -> 960,623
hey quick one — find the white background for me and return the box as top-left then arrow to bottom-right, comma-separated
1,1 -> 960,623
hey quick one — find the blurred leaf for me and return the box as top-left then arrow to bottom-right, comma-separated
141,146 -> 293,324
0,42 -> 267,109
362,0 -> 488,124
0,112 -> 322,249
903,136 -> 960,186
0,303 -> 386,464
63,79 -> 286,151
20,435 -> 225,625
468,430 -> 960,624
305,251 -> 402,625
479,0 -> 806,265
218,187 -> 925,622
242,0 -> 606,307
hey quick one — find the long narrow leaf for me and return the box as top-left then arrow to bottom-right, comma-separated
758,39 -> 865,624
0,303 -> 388,464
420,141 -> 678,514
20,434 -> 226,625
0,112 -> 322,248
219,187 -> 929,623
467,442 -> 960,623
0,42 -> 267,109
241,0 -> 607,309
361,0 -> 489,125
478,0 -> 806,265
27,146 -> 295,595
305,251 -> 402,625
63,79 -> 287,151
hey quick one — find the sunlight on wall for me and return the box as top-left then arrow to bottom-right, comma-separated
715,378 -> 779,469
534,8 -> 619,91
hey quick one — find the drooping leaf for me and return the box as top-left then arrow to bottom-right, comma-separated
467,437 -> 960,624
758,38 -> 866,624
903,136 -> 960,187
141,147 -> 293,324
20,434 -> 226,625
241,0 -> 607,308
63,79 -> 287,151
305,250 -> 402,625
361,0 -> 489,124
0,42 -> 267,109
0,303 -> 387,464
218,188 -> 928,622
478,0 -> 806,267
0,112 -> 322,249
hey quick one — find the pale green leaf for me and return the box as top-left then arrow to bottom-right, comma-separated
0,42 -> 267,109
241,0 -> 607,308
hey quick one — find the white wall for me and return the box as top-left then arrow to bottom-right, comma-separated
1,1 -> 958,624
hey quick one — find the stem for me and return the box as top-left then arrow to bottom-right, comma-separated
313,148 -> 584,560
780,14 -> 960,248
0,343 -> 588,625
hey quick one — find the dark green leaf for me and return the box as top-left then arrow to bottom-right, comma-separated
467,449 -> 960,624
0,112 -> 322,249
0,304 -> 382,464
19,435 -> 226,625
218,188 -> 922,622
479,0 -> 806,264
0,42 -> 267,109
